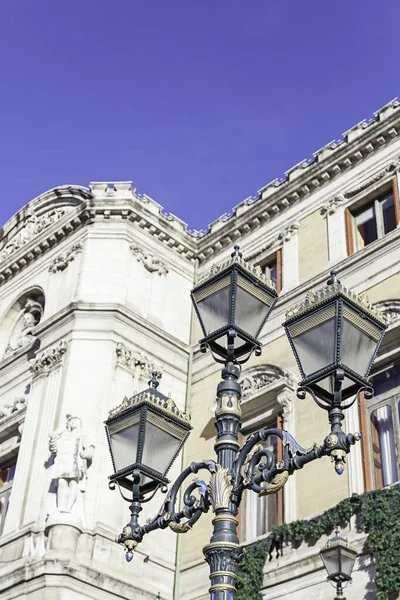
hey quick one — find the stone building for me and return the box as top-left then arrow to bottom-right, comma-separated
0,99 -> 400,599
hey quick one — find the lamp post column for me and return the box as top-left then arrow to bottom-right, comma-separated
204,363 -> 243,600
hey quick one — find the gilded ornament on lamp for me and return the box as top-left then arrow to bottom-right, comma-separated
325,433 -> 339,448
169,521 -> 192,533
259,470 -> 289,496
195,251 -> 275,291
285,277 -> 385,324
108,390 -> 191,424
208,464 -> 233,511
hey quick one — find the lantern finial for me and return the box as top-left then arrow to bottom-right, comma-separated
231,245 -> 242,258
149,371 -> 160,389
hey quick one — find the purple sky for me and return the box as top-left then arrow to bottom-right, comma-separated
0,1 -> 399,232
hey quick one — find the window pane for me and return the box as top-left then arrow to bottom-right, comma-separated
372,364 -> 400,395
263,261 -> 277,287
341,321 -> 377,378
381,194 -> 397,235
370,405 -> 398,487
196,286 -> 231,335
355,204 -> 377,248
291,318 -> 336,377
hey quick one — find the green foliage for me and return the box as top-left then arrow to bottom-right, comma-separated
236,484 -> 400,600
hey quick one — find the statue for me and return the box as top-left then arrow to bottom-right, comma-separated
4,298 -> 43,357
49,415 -> 94,514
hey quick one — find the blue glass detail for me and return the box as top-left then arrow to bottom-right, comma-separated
125,551 -> 134,562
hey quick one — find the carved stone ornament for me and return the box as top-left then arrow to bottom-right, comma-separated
278,222 -> 299,242
372,300 -> 400,326
345,154 -> 400,198
277,389 -> 293,423
116,342 -> 163,379
130,244 -> 169,276
29,341 -> 67,378
49,414 -> 94,513
0,208 -> 71,263
241,364 -> 293,401
49,243 -> 83,273
0,390 -> 29,422
4,298 -> 44,358
208,464 -> 233,512
320,194 -> 345,216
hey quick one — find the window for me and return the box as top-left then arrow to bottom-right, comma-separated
241,426 -> 279,541
0,459 -> 16,535
346,181 -> 400,255
368,363 -> 400,489
258,250 -> 282,294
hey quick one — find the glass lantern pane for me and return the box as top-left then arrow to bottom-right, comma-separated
320,549 -> 339,577
235,286 -> 271,338
291,318 -> 336,377
196,286 -> 231,335
340,549 -> 357,577
341,321 -> 377,377
142,422 -> 182,476
109,422 -> 140,473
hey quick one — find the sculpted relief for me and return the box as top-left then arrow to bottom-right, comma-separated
49,415 -> 94,514
0,208 -> 70,263
4,297 -> 44,358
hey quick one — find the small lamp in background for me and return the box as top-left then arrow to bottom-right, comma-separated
320,530 -> 357,599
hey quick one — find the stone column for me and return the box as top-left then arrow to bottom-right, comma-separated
346,400 -> 364,496
321,195 -> 347,264
280,223 -> 299,294
277,389 -> 297,524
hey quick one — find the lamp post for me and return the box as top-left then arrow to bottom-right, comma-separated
320,530 -> 357,599
105,248 -> 386,599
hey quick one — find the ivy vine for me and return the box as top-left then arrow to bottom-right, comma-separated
236,484 -> 400,600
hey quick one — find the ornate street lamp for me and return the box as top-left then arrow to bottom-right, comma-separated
320,530 -> 357,599
284,271 -> 386,474
191,245 -> 278,362
105,373 -> 192,495
106,255 -> 384,599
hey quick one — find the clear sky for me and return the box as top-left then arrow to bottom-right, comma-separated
0,1 -> 399,232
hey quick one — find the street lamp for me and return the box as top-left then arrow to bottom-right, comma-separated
191,245 -> 278,362
320,530 -> 357,599
284,270 -> 386,474
106,255 -> 384,599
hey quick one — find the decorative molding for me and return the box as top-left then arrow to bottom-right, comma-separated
49,243 -> 83,273
278,223 -> 299,242
0,208 -> 71,263
130,244 -> 169,275
320,194 -> 345,216
0,393 -> 28,422
345,155 -> 400,198
116,342 -> 163,379
240,365 -> 296,401
277,390 -> 293,424
372,300 -> 400,325
29,341 -> 67,378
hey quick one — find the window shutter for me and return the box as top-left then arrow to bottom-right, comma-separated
392,177 -> 400,226
345,208 -> 355,256
357,392 -> 373,492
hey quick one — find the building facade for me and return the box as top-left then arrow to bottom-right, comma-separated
0,99 -> 400,599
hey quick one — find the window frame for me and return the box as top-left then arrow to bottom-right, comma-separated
345,177 -> 400,256
366,358 -> 400,490
256,248 -> 282,294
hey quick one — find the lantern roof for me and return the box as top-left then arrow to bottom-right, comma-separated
285,271 -> 386,326
107,373 -> 191,426
194,245 -> 276,292
322,532 -> 357,554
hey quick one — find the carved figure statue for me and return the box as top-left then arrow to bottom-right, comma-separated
4,298 -> 43,357
49,415 -> 94,513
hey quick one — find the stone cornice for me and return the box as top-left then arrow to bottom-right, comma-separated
1,101 -> 399,276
